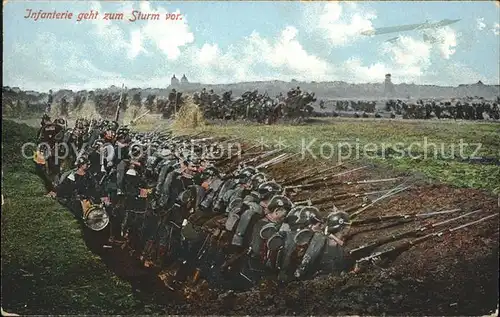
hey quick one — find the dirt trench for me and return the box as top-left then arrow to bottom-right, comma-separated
70,142 -> 499,315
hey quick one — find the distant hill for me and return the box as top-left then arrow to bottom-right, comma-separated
5,79 -> 500,100
2,80 -> 499,117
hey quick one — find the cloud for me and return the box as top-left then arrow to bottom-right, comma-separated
380,36 -> 432,79
127,29 -> 147,59
88,1 -> 130,54
423,61 -> 489,86
304,1 -> 376,47
340,58 -> 388,83
476,18 -> 486,31
88,1 -> 194,60
434,26 -> 457,59
475,17 -> 499,37
126,1 -> 194,60
377,25 -> 458,78
3,32 -> 124,91
187,26 -> 332,83
493,23 -> 500,36
251,26 -> 332,77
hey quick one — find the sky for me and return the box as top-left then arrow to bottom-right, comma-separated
3,0 -> 500,91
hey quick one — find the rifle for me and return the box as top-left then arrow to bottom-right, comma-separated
284,176 -> 401,192
239,147 -> 285,167
114,84 -> 125,122
345,177 -> 402,185
355,212 -> 498,265
349,209 -> 481,257
294,189 -> 391,206
129,109 -> 151,125
280,165 -> 319,183
351,208 -> 462,226
256,152 -> 299,169
350,183 -> 412,218
304,166 -> 368,185
343,202 -> 365,213
216,144 -> 260,167
220,248 -> 251,272
283,166 -> 370,193
282,163 -> 344,186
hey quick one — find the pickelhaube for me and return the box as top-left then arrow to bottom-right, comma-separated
158,147 -> 174,158
75,156 -> 89,168
108,121 -> 119,131
200,166 -> 220,181
92,138 -> 105,149
250,172 -> 267,189
129,144 -> 142,157
267,195 -> 293,214
286,205 -> 322,228
55,118 -> 66,127
303,206 -> 322,223
237,166 -> 257,184
116,126 -> 130,137
285,206 -> 305,224
239,166 -> 257,177
258,181 -> 282,199
325,211 -> 351,234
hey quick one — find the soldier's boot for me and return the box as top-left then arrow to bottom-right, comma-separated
183,269 -> 210,300
158,262 -> 181,291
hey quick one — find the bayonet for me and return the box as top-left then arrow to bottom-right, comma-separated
350,209 -> 482,257
282,163 -> 344,185
240,147 -> 286,167
355,212 -> 498,266
130,109 -> 151,125
294,189 -> 391,206
305,166 -> 368,185
351,208 -> 462,226
350,184 -> 412,218
257,152 -> 299,169
114,83 -> 125,122
216,144 -> 261,166
346,177 -> 402,185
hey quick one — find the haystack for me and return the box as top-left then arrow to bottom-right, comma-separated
171,96 -> 206,130
123,103 -> 142,124
74,100 -> 100,120
49,102 -> 61,118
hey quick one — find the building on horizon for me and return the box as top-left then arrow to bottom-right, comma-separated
171,74 -> 180,87
384,73 -> 395,97
181,74 -> 189,84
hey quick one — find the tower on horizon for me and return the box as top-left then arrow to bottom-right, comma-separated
384,73 -> 395,96
171,74 -> 180,86
181,74 -> 189,84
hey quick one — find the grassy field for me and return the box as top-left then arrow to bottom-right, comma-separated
166,117 -> 500,193
1,120 -> 144,314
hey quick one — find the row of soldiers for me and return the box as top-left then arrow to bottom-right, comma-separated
33,115 -> 357,291
31,114 -> 495,294
193,87 -> 317,123
386,99 -> 500,120
335,100 -> 377,113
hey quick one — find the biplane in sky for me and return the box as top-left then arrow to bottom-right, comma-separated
361,19 -> 461,43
